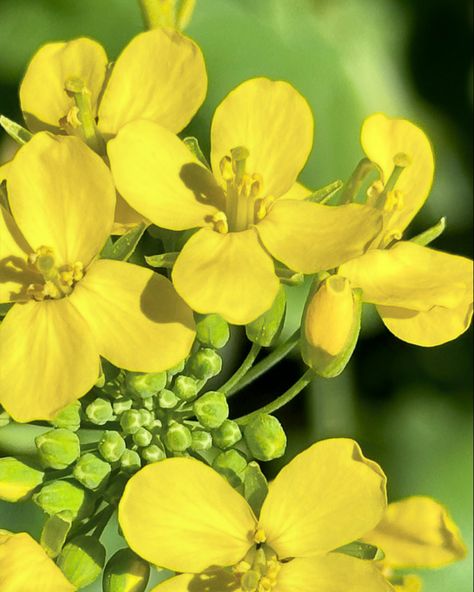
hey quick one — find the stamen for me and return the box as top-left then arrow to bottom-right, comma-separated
254,528 -> 267,544
211,211 -> 229,234
64,77 -> 105,154
26,246 -> 84,301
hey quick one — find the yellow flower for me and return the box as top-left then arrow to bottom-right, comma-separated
338,114 -> 473,346
0,132 -> 195,422
108,78 -> 382,324
0,530 -> 75,592
18,28 -> 207,231
119,438 -> 392,591
364,496 -> 467,591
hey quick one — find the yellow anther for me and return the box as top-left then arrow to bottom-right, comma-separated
384,189 -> 404,213
212,211 -> 229,234
72,262 -> 84,281
43,281 -> 62,299
254,528 -> 267,545
234,560 -> 252,575
255,196 -> 274,221
393,152 -> 412,168
366,179 -> 384,203
65,106 -> 82,129
60,269 -> 74,286
220,155 -> 233,181
258,577 -> 274,591
250,173 -> 263,198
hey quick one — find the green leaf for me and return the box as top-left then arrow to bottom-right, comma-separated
243,461 -> 268,516
100,222 -> 146,261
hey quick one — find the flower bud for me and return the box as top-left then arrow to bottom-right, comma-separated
196,314 -> 230,349
103,548 -> 150,592
244,414 -> 286,461
188,348 -> 222,380
57,535 -> 106,588
166,359 -> 186,377
138,409 -> 154,428
193,391 -> 229,429
141,444 -> 166,464
132,427 -> 153,448
125,371 -> 167,399
73,453 -> 111,490
0,408 -> 10,428
191,430 -> 213,451
33,480 -> 95,520
35,429 -> 81,470
301,274 -> 362,378
164,421 -> 192,452
50,401 -> 81,432
173,375 -> 199,400
246,286 -> 286,347
40,511 -> 73,558
113,397 -> 133,415
99,431 -> 126,462
212,420 -> 242,449
120,410 -> 143,434
0,457 -> 44,502
212,450 -> 247,488
120,449 -> 142,473
85,397 -> 114,425
158,388 -> 179,409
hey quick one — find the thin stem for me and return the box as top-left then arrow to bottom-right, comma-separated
92,505 -> 115,540
67,503 -> 111,541
227,330 -> 300,397
235,369 -> 314,426
220,342 -> 261,395
340,158 -> 378,203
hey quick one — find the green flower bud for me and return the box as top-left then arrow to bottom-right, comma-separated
125,371 -> 167,398
73,453 -> 111,490
166,359 -> 186,377
40,511 -> 72,558
141,444 -> 166,464
196,314 -> 230,349
133,427 -> 153,448
35,429 -> 80,470
58,535 -> 106,588
0,457 -> 44,502
120,409 -> 143,435
138,409 -> 154,428
246,286 -> 286,347
0,409 -> 10,428
164,422 -> 192,452
142,397 -> 155,411
191,430 -> 213,451
120,449 -> 142,473
244,414 -> 287,461
158,388 -> 179,409
99,431 -> 126,462
85,397 -> 114,425
113,397 -> 133,415
193,391 -> 228,429
50,402 -> 81,432
33,480 -> 94,520
212,450 -> 247,488
173,375 -> 199,400
212,420 -> 242,449
188,348 -> 222,380
103,548 -> 150,592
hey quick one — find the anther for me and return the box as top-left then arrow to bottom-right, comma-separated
254,528 -> 267,545
212,211 -> 229,234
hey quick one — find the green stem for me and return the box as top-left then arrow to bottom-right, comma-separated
235,369 -> 314,425
340,158 -> 378,203
227,330 -> 300,397
67,503 -> 111,541
92,505 -> 115,539
220,342 -> 261,395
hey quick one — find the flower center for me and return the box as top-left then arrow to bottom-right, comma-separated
216,146 -> 271,233
234,542 -> 281,592
26,246 -> 84,301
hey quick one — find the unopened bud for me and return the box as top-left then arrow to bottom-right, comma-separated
120,450 -> 142,473
0,409 -> 10,428
164,422 -> 192,452
73,453 -> 111,490
133,427 -> 153,448
85,398 -> 114,425
188,348 -> 222,380
138,409 -> 154,428
166,359 -> 186,377
212,450 -> 247,487
196,314 -> 230,349
0,457 -> 44,502
193,391 -> 229,429
173,375 -> 199,400
113,397 -> 133,415
33,480 -> 94,520
246,286 -> 286,347
103,548 -> 150,592
191,430 -> 213,451
35,429 -> 80,470
99,431 -> 126,462
58,535 -> 106,588
120,410 -> 143,435
125,371 -> 166,399
141,444 -> 166,464
50,401 -> 81,432
40,511 -> 73,558
244,414 -> 286,461
212,420 -> 242,449
158,389 -> 179,409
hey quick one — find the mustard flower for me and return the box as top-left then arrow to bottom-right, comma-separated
0,530 -> 74,592
337,114 -> 473,346
119,438 -> 392,591
108,77 -> 382,324
0,133 -> 195,422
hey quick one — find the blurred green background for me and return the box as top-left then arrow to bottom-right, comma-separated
0,0 -> 472,590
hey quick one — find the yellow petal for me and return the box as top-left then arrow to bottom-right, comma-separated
108,120 -> 220,230
69,259 -> 195,372
259,438 -> 387,558
0,458 -> 44,502
0,299 -> 99,422
118,458 -> 256,573
172,227 -> 280,325
20,37 -> 108,133
98,29 -> 207,137
275,554 -> 393,592
0,532 -> 75,592
340,241 -> 472,311
0,160 -> 10,183
364,497 -> 467,569
151,571 -> 240,592
393,575 -> 422,592
280,182 -> 312,200
361,113 -> 434,237
112,195 -> 149,236
7,133 -> 115,267
257,201 -> 382,274
210,78 -> 313,197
